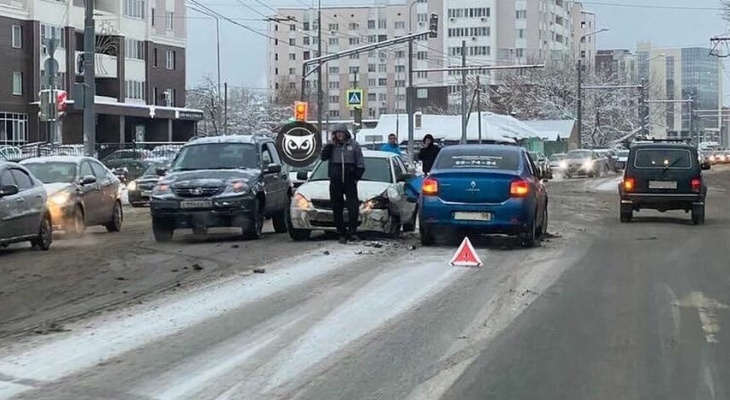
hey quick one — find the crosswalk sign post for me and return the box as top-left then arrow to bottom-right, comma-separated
346,89 -> 364,109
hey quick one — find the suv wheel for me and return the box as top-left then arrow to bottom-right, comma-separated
272,211 -> 288,233
420,223 -> 435,246
519,215 -> 537,248
31,214 -> 53,251
620,208 -> 633,223
692,204 -> 705,225
153,218 -> 174,242
243,201 -> 264,240
402,206 -> 418,232
387,215 -> 401,239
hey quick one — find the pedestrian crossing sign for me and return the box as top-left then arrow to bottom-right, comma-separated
346,89 -> 364,108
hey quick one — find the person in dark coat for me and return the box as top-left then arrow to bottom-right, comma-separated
417,134 -> 441,174
320,124 -> 366,243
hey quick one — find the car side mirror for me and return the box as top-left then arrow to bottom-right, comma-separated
296,171 -> 309,180
80,175 -> 97,185
265,163 -> 282,174
156,167 -> 168,176
701,162 -> 711,170
0,185 -> 19,197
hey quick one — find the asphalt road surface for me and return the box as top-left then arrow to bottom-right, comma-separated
0,167 -> 728,400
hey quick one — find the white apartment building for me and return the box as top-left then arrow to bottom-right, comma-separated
268,0 -> 595,119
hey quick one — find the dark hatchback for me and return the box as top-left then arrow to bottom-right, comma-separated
149,135 -> 291,242
619,142 -> 710,224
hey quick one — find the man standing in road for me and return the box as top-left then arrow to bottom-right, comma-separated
380,133 -> 402,155
321,124 -> 366,243
417,134 -> 440,175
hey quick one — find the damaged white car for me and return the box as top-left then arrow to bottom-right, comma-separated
288,151 -> 419,240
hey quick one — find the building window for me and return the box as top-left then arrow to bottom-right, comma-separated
329,110 -> 339,117
367,93 -> 376,101
151,8 -> 155,26
349,53 -> 359,59
368,20 -> 376,29
367,78 -> 376,86
395,65 -> 405,73
289,53 -> 296,60
348,66 -> 359,74
165,50 -> 175,69
303,22 -> 310,31
368,64 -> 376,72
0,113 -> 28,143
303,51 -> 310,60
12,72 -> 22,95
289,67 -> 296,75
349,37 -> 359,45
290,24 -> 296,31
348,22 -> 359,30
394,80 -> 405,87
417,13 -> 427,23
153,48 -> 158,67
378,93 -> 387,102
123,0 -> 146,19
11,25 -> 22,49
416,71 -> 428,79
40,25 -> 65,49
329,37 -> 339,45
394,21 -> 405,30
378,19 -> 386,29
417,51 -> 427,60
289,38 -> 295,46
378,64 -> 387,73
329,95 -> 339,103
125,80 -> 146,100
516,10 -> 527,19
303,36 -> 310,45
166,12 -> 174,30
378,78 -> 387,86
328,23 -> 339,31
124,39 -> 144,60
416,88 -> 428,99
329,66 -> 339,74
328,81 -> 339,89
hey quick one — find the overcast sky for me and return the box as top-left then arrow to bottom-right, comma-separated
186,0 -> 730,91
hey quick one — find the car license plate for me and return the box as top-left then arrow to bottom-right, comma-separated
649,181 -> 677,189
141,190 -> 152,197
180,200 -> 212,209
454,212 -> 491,221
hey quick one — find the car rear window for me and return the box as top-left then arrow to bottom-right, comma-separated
633,149 -> 693,169
436,149 -> 520,170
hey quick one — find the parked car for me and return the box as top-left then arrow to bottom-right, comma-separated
592,149 -> 612,173
151,145 -> 183,162
21,156 -> 123,235
528,151 -> 553,179
418,145 -> 549,247
127,162 -> 168,207
619,141 -> 709,224
288,161 -> 318,190
149,135 -> 291,242
101,149 -> 154,167
109,159 -> 154,186
548,153 -> 567,173
564,149 -> 608,178
0,162 -> 52,250
288,151 -> 418,240
614,150 -> 630,172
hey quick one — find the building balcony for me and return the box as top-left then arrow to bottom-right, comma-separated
74,51 -> 118,79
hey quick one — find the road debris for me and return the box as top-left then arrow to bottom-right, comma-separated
231,244 -> 240,248
323,251 -> 330,255
253,268 -> 266,274
114,277 -> 127,281
192,263 -> 204,271
34,321 -> 69,335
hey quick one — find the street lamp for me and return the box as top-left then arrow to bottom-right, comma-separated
406,0 -> 419,164
640,53 -> 665,136
577,28 -> 609,149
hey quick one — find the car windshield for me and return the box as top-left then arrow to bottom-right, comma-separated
170,143 -> 259,171
567,151 -> 592,159
309,157 -> 392,182
634,149 -> 693,169
435,148 -> 520,170
23,162 -> 77,183
549,154 -> 565,161
142,162 -> 168,177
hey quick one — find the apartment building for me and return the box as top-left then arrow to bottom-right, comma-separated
595,49 -> 636,81
638,43 -> 723,140
0,0 -> 200,146
267,0 -> 595,119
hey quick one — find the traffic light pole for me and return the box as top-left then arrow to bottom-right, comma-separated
83,0 -> 96,157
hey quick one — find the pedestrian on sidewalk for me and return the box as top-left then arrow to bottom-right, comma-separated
321,124 -> 366,243
380,133 -> 402,155
417,134 -> 441,175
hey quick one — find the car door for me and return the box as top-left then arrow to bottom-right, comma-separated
0,168 -> 20,239
259,145 -> 280,215
524,152 -> 546,221
90,160 -> 117,222
79,160 -> 103,224
392,156 -> 417,222
265,142 -> 289,211
10,168 -> 44,237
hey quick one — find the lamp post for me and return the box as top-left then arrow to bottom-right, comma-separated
641,53 -> 665,136
406,0 -> 419,163
577,28 -> 608,149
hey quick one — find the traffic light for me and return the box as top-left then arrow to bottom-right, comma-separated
429,13 -> 438,38
294,101 -> 308,121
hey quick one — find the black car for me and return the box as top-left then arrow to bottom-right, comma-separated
21,156 -> 124,235
149,135 -> 291,242
128,162 -> 168,207
619,142 -> 710,224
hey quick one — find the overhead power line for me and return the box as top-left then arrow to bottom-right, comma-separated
581,1 -> 724,11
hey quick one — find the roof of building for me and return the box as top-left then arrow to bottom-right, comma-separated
522,120 -> 576,141
357,112 -> 540,143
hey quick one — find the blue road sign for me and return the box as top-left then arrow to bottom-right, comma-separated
346,89 -> 364,108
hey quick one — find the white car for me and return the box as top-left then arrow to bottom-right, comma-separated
614,150 -> 629,171
288,151 -> 418,240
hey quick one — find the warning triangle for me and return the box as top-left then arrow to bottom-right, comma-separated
449,237 -> 482,267
348,92 -> 361,104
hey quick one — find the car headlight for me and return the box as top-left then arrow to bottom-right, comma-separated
294,193 -> 311,209
153,183 -> 171,195
50,191 -> 71,206
583,160 -> 594,169
224,180 -> 250,194
362,196 -> 389,210
128,180 -> 137,191
559,161 -> 568,169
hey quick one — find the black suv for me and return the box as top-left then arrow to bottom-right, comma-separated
619,141 -> 710,224
150,135 -> 291,242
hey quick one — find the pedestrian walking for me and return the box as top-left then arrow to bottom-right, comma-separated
380,133 -> 402,155
417,134 -> 441,175
321,124 -> 366,243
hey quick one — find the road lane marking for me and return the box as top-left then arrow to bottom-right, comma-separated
675,292 -> 729,344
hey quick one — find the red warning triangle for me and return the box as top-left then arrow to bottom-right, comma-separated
449,237 -> 482,267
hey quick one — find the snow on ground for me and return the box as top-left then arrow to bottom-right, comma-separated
593,176 -> 622,192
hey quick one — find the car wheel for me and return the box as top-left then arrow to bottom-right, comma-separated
692,205 -> 705,225
539,206 -> 548,238
402,206 -> 418,232
419,223 -> 435,246
152,218 -> 174,242
105,201 -> 123,233
272,211 -> 288,233
242,201 -> 264,240
387,215 -> 401,239
66,205 -> 86,236
519,212 -> 537,248
31,214 -> 53,251
620,208 -> 633,223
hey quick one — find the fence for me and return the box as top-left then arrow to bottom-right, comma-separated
6,142 -> 187,164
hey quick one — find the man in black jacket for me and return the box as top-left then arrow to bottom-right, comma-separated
321,124 -> 365,243
417,134 -> 441,174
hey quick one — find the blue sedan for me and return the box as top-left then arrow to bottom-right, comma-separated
418,145 -> 549,247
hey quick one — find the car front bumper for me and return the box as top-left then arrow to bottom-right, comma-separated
150,195 -> 257,230
47,202 -> 76,229
289,206 -> 393,233
419,197 -> 534,235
